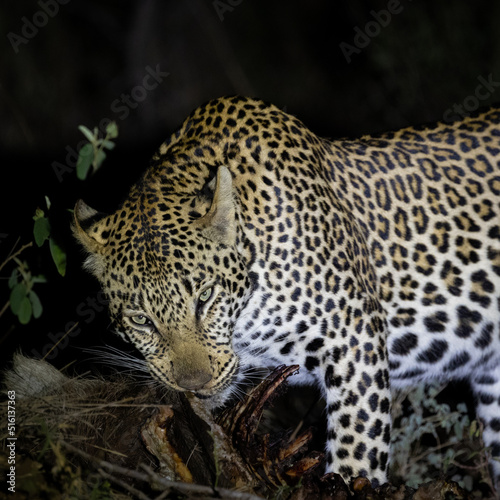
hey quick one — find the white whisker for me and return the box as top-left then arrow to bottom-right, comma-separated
81,345 -> 151,381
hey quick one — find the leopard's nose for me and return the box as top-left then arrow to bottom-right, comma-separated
175,370 -> 212,391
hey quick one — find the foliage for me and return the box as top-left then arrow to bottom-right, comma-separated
76,122 -> 118,180
391,382 -> 495,497
33,196 -> 66,277
0,419 -> 114,499
2,122 -> 118,327
4,196 -> 64,326
8,260 -> 46,325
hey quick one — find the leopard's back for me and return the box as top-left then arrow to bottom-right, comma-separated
325,110 -> 500,387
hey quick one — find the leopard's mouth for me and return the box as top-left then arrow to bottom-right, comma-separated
193,355 -> 240,397
147,354 -> 239,400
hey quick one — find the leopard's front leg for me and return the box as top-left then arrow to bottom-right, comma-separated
321,334 -> 391,487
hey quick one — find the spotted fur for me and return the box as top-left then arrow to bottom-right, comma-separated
74,96 -> 500,486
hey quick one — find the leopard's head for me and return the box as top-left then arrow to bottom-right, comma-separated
73,166 -> 254,399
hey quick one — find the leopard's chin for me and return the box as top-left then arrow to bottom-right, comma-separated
196,385 -> 236,409
192,368 -> 240,409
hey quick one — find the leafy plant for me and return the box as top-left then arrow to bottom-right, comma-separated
391,382 -> 494,496
5,196 -> 67,325
2,121 -> 118,328
76,121 -> 118,180
33,196 -> 66,277
8,261 -> 46,325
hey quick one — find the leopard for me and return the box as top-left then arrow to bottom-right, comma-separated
73,95 -> 500,488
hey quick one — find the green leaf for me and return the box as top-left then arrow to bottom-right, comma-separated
106,121 -> 118,138
32,274 -> 48,284
78,125 -> 95,143
101,140 -> 115,150
94,149 -> 106,170
29,290 -> 43,319
34,216 -> 51,247
18,297 -> 32,324
8,269 -> 19,289
462,475 -> 473,492
10,282 -> 27,314
33,207 -> 45,220
77,143 -> 94,180
49,237 -> 67,276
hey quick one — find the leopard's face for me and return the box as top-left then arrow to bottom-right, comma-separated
74,166 -> 254,397
114,239 -> 250,396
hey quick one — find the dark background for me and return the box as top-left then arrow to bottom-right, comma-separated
1,0 -> 500,371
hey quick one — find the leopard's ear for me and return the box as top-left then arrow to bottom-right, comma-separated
196,166 -> 236,246
73,199 -> 110,252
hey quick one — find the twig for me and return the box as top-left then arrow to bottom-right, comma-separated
42,321 -> 80,360
0,299 -> 10,319
0,240 -> 34,320
0,323 -> 14,349
99,468 -> 153,500
449,459 -> 490,471
449,458 -> 496,496
153,489 -> 174,500
0,240 -> 33,274
60,440 -> 263,500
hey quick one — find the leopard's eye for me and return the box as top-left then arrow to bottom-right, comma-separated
199,287 -> 213,303
131,314 -> 150,326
